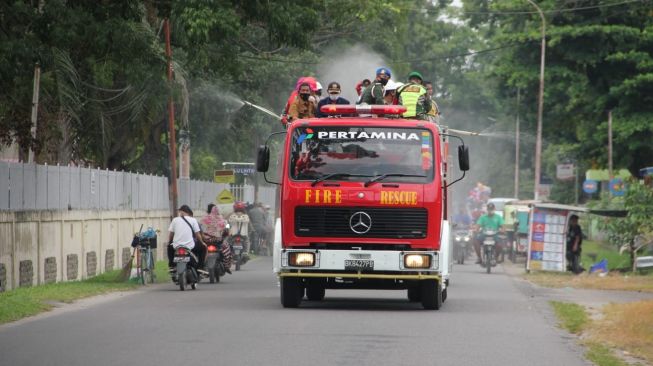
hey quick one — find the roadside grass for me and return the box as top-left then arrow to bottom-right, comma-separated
550,301 -> 589,334
585,343 -> 630,366
589,300 -> 653,364
0,260 -> 173,325
525,240 -> 653,292
154,260 -> 171,283
581,241 -> 632,271
550,300 -> 653,366
0,269 -> 139,324
526,271 -> 653,292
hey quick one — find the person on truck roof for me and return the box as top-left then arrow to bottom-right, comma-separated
281,76 -> 318,126
316,82 -> 350,118
383,80 -> 401,105
358,68 -> 391,105
288,83 -> 316,123
397,71 -> 431,120
424,80 -> 441,118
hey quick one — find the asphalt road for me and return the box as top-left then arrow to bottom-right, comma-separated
0,257 -> 591,366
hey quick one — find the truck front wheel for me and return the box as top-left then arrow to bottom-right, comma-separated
280,277 -> 303,308
420,279 -> 442,310
306,279 -> 326,301
407,287 -> 421,302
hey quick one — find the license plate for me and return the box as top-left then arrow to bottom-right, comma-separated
233,245 -> 243,250
345,259 -> 374,271
174,257 -> 190,263
483,240 -> 495,245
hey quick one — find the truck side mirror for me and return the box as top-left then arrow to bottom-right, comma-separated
256,145 -> 270,172
458,145 -> 470,171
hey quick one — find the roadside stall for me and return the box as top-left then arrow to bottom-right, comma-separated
526,203 -> 588,272
504,200 -> 540,263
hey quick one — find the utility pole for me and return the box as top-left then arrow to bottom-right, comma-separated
515,88 -> 520,199
608,110 -> 613,179
527,0 -> 546,200
28,63 -> 41,164
165,18 -> 178,217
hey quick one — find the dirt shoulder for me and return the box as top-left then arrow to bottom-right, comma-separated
503,261 -> 653,365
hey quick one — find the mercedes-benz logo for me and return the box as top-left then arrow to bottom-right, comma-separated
349,211 -> 372,234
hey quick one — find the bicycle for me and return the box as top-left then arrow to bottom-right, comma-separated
136,237 -> 157,285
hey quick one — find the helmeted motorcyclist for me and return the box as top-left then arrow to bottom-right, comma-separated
228,201 -> 251,253
473,202 -> 505,265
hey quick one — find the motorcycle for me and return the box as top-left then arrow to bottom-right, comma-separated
172,246 -> 199,290
453,229 -> 472,265
228,234 -> 249,271
480,229 -> 498,274
205,241 -> 226,284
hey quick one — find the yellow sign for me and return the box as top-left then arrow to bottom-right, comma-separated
214,169 -> 235,184
304,189 -> 342,204
216,189 -> 235,204
380,191 -> 418,205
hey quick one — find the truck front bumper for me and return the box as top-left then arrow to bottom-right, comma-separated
279,248 -> 440,281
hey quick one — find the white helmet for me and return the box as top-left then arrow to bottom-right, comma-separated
384,79 -> 398,91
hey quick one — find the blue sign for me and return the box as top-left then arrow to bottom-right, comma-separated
532,232 -> 545,242
533,213 -> 546,224
609,178 -> 625,196
530,251 -> 543,261
583,180 -> 598,194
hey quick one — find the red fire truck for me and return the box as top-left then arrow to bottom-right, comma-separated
257,104 -> 469,310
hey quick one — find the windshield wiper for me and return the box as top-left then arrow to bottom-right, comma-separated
311,173 -> 371,186
364,173 -> 427,187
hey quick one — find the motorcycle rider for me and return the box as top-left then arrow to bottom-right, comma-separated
228,201 -> 252,254
473,202 -> 505,265
200,203 -> 231,274
167,204 -> 208,275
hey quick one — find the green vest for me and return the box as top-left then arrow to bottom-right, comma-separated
398,84 -> 428,117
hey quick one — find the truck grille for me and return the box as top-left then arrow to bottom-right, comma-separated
295,207 -> 427,239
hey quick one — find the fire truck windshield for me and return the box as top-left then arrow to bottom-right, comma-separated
290,126 -> 435,184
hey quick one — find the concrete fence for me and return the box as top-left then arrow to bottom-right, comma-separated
0,210 -> 171,291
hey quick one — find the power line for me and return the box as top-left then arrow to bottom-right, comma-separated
443,0 -> 646,15
391,42 -> 530,64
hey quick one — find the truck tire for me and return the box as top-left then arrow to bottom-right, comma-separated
407,287 -> 421,302
420,279 -> 442,310
280,277 -> 303,308
306,284 -> 325,301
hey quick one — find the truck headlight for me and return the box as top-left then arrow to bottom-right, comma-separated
455,236 -> 461,241
289,252 -> 315,267
404,254 -> 431,269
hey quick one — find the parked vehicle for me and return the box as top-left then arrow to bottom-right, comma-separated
172,247 -> 199,291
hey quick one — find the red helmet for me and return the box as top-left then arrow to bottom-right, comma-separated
233,201 -> 246,212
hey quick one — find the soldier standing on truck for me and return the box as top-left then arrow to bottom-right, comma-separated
358,68 -> 391,105
396,71 -> 432,120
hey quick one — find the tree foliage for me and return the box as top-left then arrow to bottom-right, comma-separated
1,0 -> 651,200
